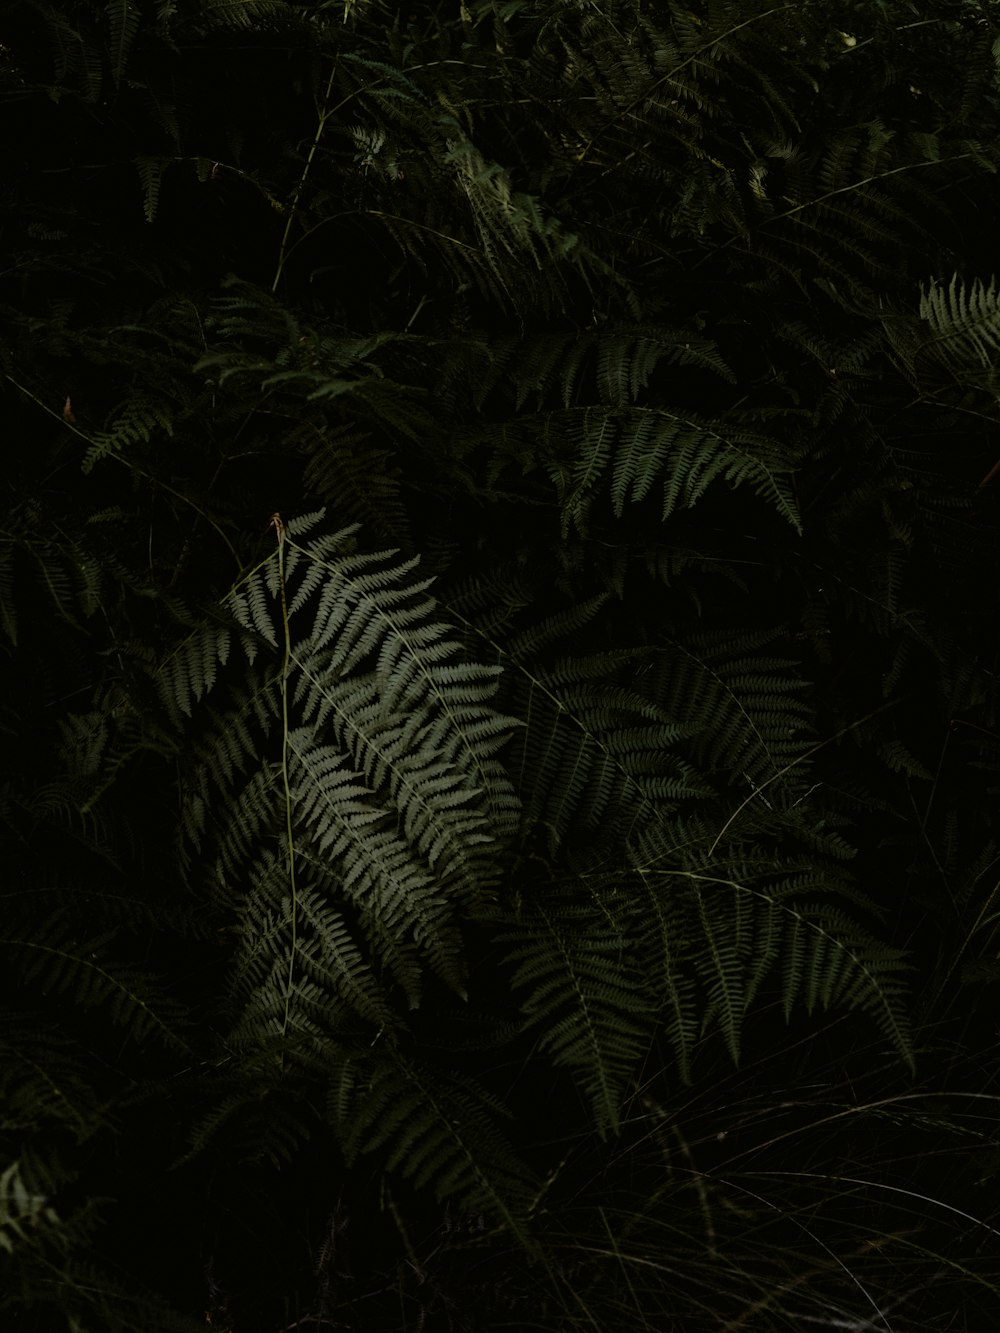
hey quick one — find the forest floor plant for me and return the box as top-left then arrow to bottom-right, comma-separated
3,0 -> 1000,1329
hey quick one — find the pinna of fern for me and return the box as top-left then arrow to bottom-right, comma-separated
160,510 -> 522,1032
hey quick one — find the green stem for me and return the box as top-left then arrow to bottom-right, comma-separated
272,62 -> 339,293
572,5 -> 796,170
3,373 -> 240,569
274,516 -> 299,1041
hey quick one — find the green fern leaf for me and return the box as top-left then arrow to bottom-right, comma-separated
331,1048 -> 537,1225
172,512 -> 521,1030
106,0 -> 142,87
919,273 -> 1000,370
0,1160 -> 60,1257
3,924 -> 189,1052
505,651 -> 703,858
626,864 -> 913,1076
134,155 -> 167,225
550,406 -> 800,537
501,901 -> 656,1137
82,391 -> 175,471
640,628 -> 814,794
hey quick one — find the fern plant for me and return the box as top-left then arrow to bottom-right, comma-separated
166,510 -> 521,1016
159,511 -> 545,1226
919,272 -> 1000,374
5,0 -> 1000,1327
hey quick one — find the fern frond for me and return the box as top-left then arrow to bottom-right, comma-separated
82,392 -> 175,472
640,628 -> 814,794
0,1159 -> 60,1257
294,886 -> 394,1025
2,923 -> 189,1052
158,617 -> 238,723
692,875 -> 755,1066
919,273 -> 1000,371
331,1047 -> 537,1225
294,419 -> 408,542
626,865 -> 913,1075
106,0 -> 142,87
134,155 -> 167,225
195,0 -> 293,31
0,531 -> 107,638
174,512 -> 521,1028
0,1026 -> 105,1140
443,133 -> 579,310
595,324 -> 735,406
501,901 -> 656,1137
229,870 -> 396,1035
779,901 -> 912,1063
503,645 -> 704,860
630,866 -> 699,1083
279,515 -> 521,842
288,731 -> 462,998
548,406 -> 800,537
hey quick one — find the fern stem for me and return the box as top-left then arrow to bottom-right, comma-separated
271,513 -> 299,1042
692,153 -> 979,272
766,154 -> 979,226
571,4 -> 796,171
4,373 -> 241,568
272,62 -> 339,294
705,701 -> 900,860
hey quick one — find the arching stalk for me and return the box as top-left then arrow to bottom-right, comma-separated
270,512 -> 299,1041
272,62 -> 339,294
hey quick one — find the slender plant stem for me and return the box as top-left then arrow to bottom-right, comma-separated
273,62 -> 339,293
4,372 -> 241,568
706,700 -> 900,860
571,5 -> 796,169
271,513 -> 299,1040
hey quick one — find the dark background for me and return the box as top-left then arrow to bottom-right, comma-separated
2,2 -> 999,1329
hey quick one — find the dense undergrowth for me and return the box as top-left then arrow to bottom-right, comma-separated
2,1 -> 1000,1328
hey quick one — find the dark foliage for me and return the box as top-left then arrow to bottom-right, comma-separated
2,1 -> 1000,1329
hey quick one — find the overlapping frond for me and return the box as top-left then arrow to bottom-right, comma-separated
639,628 -> 814,793
330,1047 -> 537,1224
7,0 -> 999,1324
548,405 -> 801,537
500,900 -> 656,1137
919,273 -> 1000,371
623,863 -> 913,1077
164,511 -> 521,1025
1,916 -> 189,1052
500,637 -> 705,860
